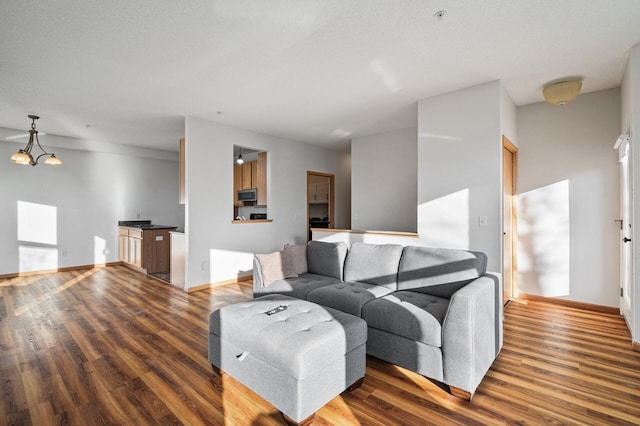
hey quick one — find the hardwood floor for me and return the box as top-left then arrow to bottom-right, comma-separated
1,265 -> 639,425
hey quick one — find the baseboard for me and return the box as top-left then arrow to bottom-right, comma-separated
633,341 -> 640,353
186,275 -> 252,293
0,262 -> 121,280
517,293 -> 620,315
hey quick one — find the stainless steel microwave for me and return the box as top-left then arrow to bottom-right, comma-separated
237,188 -> 257,202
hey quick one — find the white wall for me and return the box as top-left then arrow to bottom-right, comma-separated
184,117 -> 350,289
351,127 -> 417,233
0,134 -> 184,275
516,89 -> 621,307
417,81 -> 503,272
501,85 -> 518,145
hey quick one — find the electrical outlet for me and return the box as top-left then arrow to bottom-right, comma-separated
136,212 -> 141,219
201,260 -> 208,271
479,216 -> 488,227
62,250 -> 68,257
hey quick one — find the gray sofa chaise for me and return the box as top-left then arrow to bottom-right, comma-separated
253,240 -> 503,399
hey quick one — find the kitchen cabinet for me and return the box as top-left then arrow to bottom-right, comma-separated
128,229 -> 143,268
118,228 -> 129,262
257,152 -> 267,206
251,161 -> 258,188
308,182 -> 329,204
233,164 -> 243,206
118,227 -> 174,274
242,162 -> 253,189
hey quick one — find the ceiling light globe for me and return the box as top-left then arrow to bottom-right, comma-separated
543,80 -> 582,106
11,151 -> 30,163
44,154 -> 62,165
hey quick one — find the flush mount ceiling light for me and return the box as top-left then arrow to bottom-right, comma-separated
10,115 -> 62,166
542,80 -> 583,106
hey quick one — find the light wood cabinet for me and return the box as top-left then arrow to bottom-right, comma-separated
257,152 -> 267,206
242,162 -> 253,189
251,161 -> 258,189
233,164 -> 243,206
308,182 -> 329,204
118,229 -> 129,262
118,227 -> 174,274
129,234 -> 142,268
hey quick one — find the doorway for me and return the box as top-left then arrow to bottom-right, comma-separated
502,136 -> 518,305
616,133 -> 633,330
307,171 -> 335,241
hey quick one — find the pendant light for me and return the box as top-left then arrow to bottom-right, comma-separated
236,147 -> 244,164
11,115 -> 62,166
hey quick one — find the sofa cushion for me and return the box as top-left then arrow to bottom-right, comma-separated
397,246 -> 487,298
361,291 -> 450,347
306,241 -> 348,280
253,273 -> 342,300
284,244 -> 308,275
343,242 -> 404,290
307,281 -> 394,317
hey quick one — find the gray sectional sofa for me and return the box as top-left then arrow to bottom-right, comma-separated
253,240 -> 503,399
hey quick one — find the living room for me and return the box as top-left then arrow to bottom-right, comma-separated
2,1 -> 640,424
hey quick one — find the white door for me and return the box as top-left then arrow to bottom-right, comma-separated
616,134 -> 633,325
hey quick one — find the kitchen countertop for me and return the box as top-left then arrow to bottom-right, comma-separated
118,220 -> 177,230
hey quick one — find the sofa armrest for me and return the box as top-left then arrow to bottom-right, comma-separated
441,272 -> 503,396
252,257 -> 265,297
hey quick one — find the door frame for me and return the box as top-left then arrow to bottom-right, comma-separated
502,136 -> 518,304
307,171 -> 335,241
615,133 -> 633,330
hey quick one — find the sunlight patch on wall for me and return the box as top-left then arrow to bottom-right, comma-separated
417,188 -> 469,249
94,236 -> 106,265
17,201 -> 57,245
209,248 -> 255,284
517,180 -> 570,297
19,245 -> 58,273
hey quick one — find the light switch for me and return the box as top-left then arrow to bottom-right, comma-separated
479,216 -> 488,227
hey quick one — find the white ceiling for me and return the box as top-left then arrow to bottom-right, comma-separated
2,1 -> 640,152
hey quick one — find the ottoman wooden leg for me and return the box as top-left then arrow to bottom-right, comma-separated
282,412 -> 315,426
347,377 -> 364,392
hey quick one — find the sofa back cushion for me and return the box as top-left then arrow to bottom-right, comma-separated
306,241 -> 348,280
397,246 -> 487,298
344,242 -> 404,290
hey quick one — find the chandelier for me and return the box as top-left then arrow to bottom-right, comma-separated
10,115 -> 62,166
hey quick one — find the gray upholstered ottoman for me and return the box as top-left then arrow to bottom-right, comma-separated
208,295 -> 367,425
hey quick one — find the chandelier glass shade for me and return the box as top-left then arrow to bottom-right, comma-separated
11,115 -> 62,166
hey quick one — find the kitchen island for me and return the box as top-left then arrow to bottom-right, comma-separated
118,220 -> 177,281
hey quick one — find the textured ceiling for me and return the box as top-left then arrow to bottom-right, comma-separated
1,0 -> 640,152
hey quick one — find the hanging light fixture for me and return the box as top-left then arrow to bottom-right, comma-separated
236,147 -> 244,164
10,115 -> 62,166
542,80 -> 582,106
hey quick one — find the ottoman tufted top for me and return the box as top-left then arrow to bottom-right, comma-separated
209,295 -> 367,379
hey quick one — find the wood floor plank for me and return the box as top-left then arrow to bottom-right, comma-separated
1,265 -> 640,425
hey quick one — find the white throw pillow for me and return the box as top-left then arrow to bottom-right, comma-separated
255,251 -> 297,287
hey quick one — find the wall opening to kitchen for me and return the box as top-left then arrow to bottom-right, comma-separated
307,171 -> 334,240
232,145 -> 269,222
